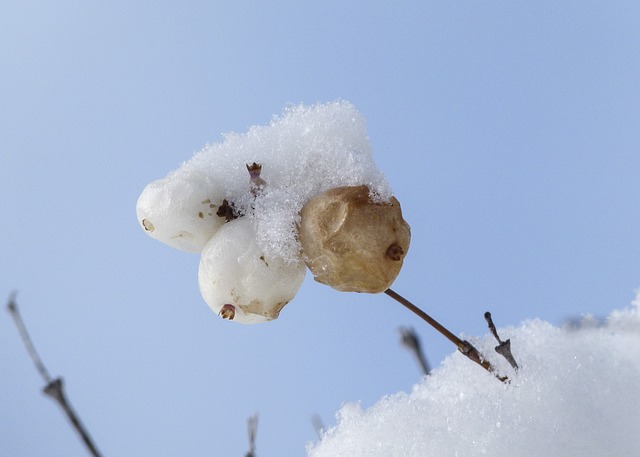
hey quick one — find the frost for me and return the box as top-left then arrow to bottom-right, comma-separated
307,295 -> 640,457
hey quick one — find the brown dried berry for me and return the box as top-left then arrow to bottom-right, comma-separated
298,185 -> 410,293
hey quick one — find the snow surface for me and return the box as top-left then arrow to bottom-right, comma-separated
308,294 -> 640,457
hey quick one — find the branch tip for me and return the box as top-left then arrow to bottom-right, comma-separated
7,294 -> 103,457
245,413 -> 258,457
399,326 -> 431,375
385,289 -> 507,383
484,311 -> 519,371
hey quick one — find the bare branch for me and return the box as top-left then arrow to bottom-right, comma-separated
399,327 -> 430,376
311,414 -> 325,440
7,291 -> 52,384
6,293 -> 103,457
245,413 -> 258,457
385,289 -> 508,382
484,312 -> 519,370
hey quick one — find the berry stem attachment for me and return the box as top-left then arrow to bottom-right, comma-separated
384,289 -> 508,382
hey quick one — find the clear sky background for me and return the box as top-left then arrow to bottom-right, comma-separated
1,2 -> 639,456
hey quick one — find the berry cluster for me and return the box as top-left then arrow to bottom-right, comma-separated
136,102 -> 409,323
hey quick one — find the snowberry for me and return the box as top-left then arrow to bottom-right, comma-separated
136,169 -> 226,253
198,217 -> 306,324
298,185 -> 411,293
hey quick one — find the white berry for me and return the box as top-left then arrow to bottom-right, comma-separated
198,217 -> 306,324
136,170 -> 226,253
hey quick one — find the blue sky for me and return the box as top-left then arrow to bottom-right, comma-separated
2,2 -> 639,456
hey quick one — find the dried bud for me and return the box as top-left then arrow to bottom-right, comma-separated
219,304 -> 236,320
247,162 -> 267,196
298,185 -> 410,293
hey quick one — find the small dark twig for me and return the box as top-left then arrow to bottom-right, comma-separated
7,291 -> 52,383
245,413 -> 258,457
246,162 -> 267,197
399,327 -> 431,376
6,292 -> 102,457
484,312 -> 519,370
385,289 -> 508,382
311,414 -> 325,440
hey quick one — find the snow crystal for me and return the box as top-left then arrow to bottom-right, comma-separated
308,295 -> 640,457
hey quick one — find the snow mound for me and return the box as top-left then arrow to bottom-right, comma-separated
308,295 -> 640,457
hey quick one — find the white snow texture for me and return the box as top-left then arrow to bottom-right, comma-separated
138,100 -> 391,259
308,295 -> 640,457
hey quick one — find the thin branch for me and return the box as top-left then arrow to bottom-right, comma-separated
7,291 -> 52,383
311,414 -> 325,440
245,413 -> 258,457
484,312 -> 519,370
399,327 -> 430,376
6,292 -> 103,457
385,289 -> 508,382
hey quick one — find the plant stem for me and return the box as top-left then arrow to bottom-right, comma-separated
7,292 -> 103,457
385,289 -> 507,382
7,291 -> 52,384
399,327 -> 431,376
44,378 -> 103,457
484,312 -> 519,370
245,413 -> 258,457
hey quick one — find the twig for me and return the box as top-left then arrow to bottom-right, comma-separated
245,413 -> 258,457
385,289 -> 508,382
399,327 -> 430,376
7,291 -> 52,383
311,414 -> 324,440
484,312 -> 519,370
6,292 -> 103,457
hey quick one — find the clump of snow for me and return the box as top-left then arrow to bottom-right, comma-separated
137,101 -> 393,322
193,101 -> 392,261
138,101 -> 392,260
308,295 -> 640,457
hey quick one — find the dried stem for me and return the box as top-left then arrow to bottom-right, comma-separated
399,327 -> 430,376
385,289 -> 507,382
245,413 -> 258,457
484,312 -> 519,370
246,162 -> 267,196
311,414 -> 325,440
6,292 -> 103,457
7,291 -> 52,383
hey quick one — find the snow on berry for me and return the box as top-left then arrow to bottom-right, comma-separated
137,100 -> 406,322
